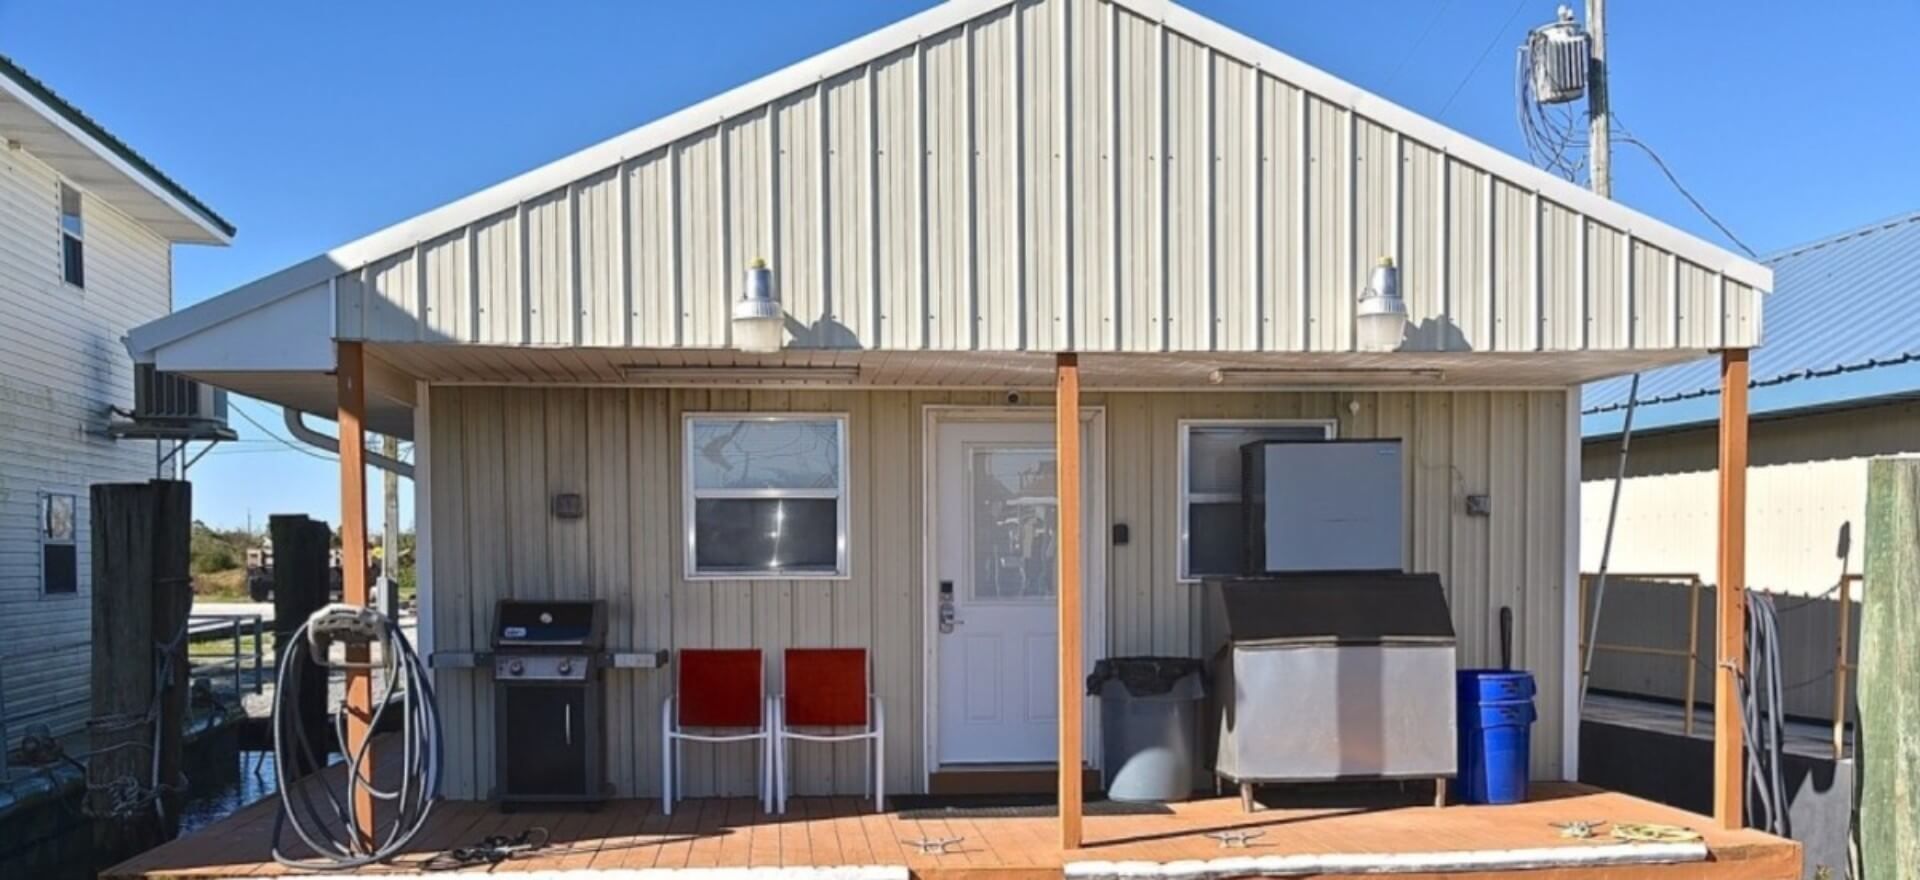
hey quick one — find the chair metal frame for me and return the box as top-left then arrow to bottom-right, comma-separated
772,648 -> 885,814
660,649 -> 774,815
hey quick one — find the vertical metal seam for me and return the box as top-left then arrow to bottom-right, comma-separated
1576,214 -> 1589,350
1437,152 -> 1450,352
817,81 -> 832,332
1667,246 -> 1681,345
464,224 -> 479,343
963,21 -> 978,350
1714,270 -> 1728,348
1529,190 -> 1542,352
1106,0 -> 1121,351
916,41 -> 930,350
1483,172 -> 1496,350
358,265 -> 371,342
1343,109 -> 1357,353
1295,91 -> 1310,352
1012,9 -> 1028,351
516,201 -> 531,345
1620,232 -> 1635,349
718,121 -> 733,349
1391,133 -> 1404,270
669,142 -> 684,347
567,182 -> 583,347
413,242 -> 428,343
1058,0 -> 1074,351
767,105 -> 782,338
618,160 -> 634,347
1155,20 -> 1169,353
1203,48 -> 1217,352
1248,64 -> 1262,352
865,63 -> 881,348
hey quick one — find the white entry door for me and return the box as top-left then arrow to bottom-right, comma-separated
934,416 -> 1100,765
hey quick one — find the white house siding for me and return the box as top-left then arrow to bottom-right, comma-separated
1579,399 -> 1920,595
424,385 -> 1569,800
0,145 -> 172,748
330,0 -> 1763,355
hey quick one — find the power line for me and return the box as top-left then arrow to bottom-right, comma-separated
1612,118 -> 1759,258
231,403 -> 337,463
1382,0 -> 1455,92
1438,0 -> 1529,119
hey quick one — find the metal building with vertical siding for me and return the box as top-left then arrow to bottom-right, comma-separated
128,0 -> 1769,803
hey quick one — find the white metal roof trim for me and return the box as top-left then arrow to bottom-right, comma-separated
1585,210 -> 1920,414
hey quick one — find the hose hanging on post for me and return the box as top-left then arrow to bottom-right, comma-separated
1741,591 -> 1789,837
271,604 -> 442,871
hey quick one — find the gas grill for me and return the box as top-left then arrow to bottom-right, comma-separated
492,599 -> 608,808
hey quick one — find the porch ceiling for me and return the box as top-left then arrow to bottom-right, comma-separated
369,344 -> 1704,390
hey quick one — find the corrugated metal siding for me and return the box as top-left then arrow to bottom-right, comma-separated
1580,398 -> 1920,594
0,144 -> 174,748
425,386 -> 1569,799
333,0 -> 1759,355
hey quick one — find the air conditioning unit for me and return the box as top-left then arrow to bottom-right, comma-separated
1527,11 -> 1591,105
134,363 -> 228,426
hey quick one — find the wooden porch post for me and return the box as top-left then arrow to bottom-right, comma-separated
1056,352 -> 1084,849
1713,348 -> 1749,829
337,340 -> 377,847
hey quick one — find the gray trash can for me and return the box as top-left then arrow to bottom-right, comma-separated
1086,657 -> 1208,803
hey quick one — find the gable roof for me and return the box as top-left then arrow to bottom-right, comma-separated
1583,210 -> 1920,437
130,0 -> 1767,361
0,54 -> 233,243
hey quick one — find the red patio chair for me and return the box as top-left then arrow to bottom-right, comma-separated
660,648 -> 772,815
772,647 -> 885,813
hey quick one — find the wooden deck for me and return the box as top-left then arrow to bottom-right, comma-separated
107,784 -> 1798,879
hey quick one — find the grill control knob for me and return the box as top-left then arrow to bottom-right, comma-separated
558,658 -> 574,676
508,659 -> 524,676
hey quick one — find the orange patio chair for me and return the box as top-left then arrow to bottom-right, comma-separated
661,648 -> 772,815
772,647 -> 885,814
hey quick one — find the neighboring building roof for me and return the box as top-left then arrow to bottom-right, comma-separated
1583,210 -> 1920,438
0,53 -> 233,243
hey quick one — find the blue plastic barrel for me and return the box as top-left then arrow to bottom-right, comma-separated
1455,670 -> 1536,805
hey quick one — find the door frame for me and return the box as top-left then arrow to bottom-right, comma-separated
920,405 -> 1109,781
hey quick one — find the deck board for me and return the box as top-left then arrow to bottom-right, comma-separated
104,761 -> 1799,880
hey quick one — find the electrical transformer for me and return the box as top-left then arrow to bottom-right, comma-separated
1527,9 -> 1591,105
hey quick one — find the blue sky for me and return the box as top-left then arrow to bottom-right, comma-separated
5,0 -> 1916,530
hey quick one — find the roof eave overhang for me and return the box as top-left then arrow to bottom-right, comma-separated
0,64 -> 233,245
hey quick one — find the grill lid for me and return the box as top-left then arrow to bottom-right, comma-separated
1209,572 -> 1455,646
493,599 -> 606,649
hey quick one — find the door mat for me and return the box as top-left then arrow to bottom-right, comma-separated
892,795 -> 1174,819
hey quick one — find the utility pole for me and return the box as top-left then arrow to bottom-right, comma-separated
1586,0 -> 1609,197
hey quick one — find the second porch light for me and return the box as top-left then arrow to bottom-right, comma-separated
733,258 -> 784,353
1356,257 -> 1408,353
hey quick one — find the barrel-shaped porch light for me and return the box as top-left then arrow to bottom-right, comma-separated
733,258 -> 785,353
1356,257 -> 1408,353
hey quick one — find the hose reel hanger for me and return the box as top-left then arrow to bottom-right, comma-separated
271,604 -> 442,871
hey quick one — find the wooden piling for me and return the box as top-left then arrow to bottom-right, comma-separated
269,514 -> 332,778
88,480 -> 192,857
1860,458 -> 1920,876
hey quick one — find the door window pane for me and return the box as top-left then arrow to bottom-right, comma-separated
970,446 -> 1057,601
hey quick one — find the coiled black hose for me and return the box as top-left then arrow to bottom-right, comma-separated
270,608 -> 442,871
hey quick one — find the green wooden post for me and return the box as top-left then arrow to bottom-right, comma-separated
1861,458 -> 1920,877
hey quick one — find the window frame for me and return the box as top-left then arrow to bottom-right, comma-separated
40,491 -> 79,596
682,412 -> 851,581
58,182 -> 84,289
1175,418 -> 1338,582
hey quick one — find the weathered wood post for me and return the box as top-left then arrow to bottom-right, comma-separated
1860,458 -> 1920,877
88,479 -> 192,857
270,514 -> 332,778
